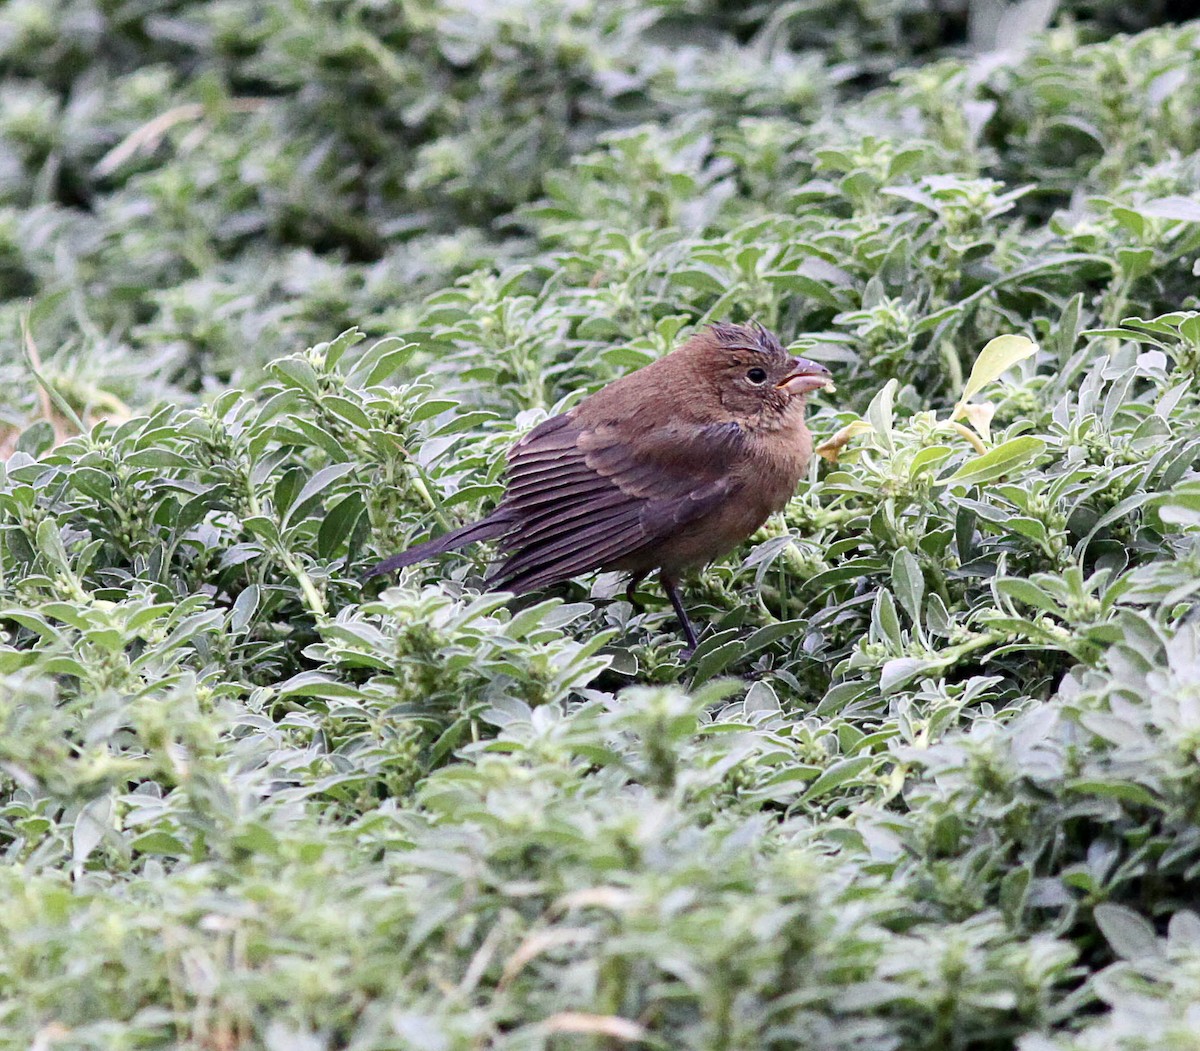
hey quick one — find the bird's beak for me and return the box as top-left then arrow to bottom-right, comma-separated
777,357 -> 833,394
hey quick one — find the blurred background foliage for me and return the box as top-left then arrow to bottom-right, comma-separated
3,1 -> 1200,1048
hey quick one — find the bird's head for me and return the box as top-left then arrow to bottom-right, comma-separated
689,321 -> 832,423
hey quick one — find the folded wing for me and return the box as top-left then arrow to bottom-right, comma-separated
488,412 -> 744,593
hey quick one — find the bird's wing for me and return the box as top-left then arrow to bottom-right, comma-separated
488,412 -> 745,593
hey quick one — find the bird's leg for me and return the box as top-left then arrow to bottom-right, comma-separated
625,570 -> 648,614
659,572 -> 700,655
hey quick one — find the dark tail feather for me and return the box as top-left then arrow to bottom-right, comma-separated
365,513 -> 512,579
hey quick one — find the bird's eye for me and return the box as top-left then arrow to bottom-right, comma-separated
746,367 -> 768,385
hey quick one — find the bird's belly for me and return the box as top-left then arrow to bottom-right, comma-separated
608,492 -> 780,577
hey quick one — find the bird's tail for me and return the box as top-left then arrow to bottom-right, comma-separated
364,512 -> 512,579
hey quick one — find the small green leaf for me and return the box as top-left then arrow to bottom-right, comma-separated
866,380 -> 898,452
1094,903 -> 1162,961
1141,196 -> 1200,223
124,448 -> 193,469
320,395 -> 372,430
131,831 -> 187,856
321,328 -> 366,369
872,589 -> 903,647
880,656 -> 937,692
71,467 -> 114,501
1066,779 -> 1160,808
945,436 -> 1046,486
741,619 -> 807,656
230,585 -> 260,632
410,399 -> 459,423
995,578 -> 1061,614
957,334 -> 1039,407
688,631 -> 745,684
73,795 -> 112,869
800,756 -> 876,803
269,358 -> 322,396
317,492 -> 366,559
282,463 -> 359,529
890,549 -> 924,626
347,337 -> 418,387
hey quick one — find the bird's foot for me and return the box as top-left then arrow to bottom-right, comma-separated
659,572 -> 701,654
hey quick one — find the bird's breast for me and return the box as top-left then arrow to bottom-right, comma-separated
749,416 -> 814,512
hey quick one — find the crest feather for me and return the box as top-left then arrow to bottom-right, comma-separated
707,321 -> 785,356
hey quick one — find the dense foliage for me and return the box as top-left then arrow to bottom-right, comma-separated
3,1 -> 1200,1048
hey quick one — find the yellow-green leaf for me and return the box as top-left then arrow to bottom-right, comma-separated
944,436 -> 1046,486
959,401 -> 996,442
815,419 -> 872,463
956,335 -> 1039,409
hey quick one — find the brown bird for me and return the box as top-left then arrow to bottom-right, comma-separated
366,322 -> 832,651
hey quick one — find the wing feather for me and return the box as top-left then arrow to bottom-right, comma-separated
492,516 -> 651,593
491,502 -> 643,580
507,474 -> 625,514
508,488 -> 633,546
506,462 -> 599,498
487,410 -> 744,593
